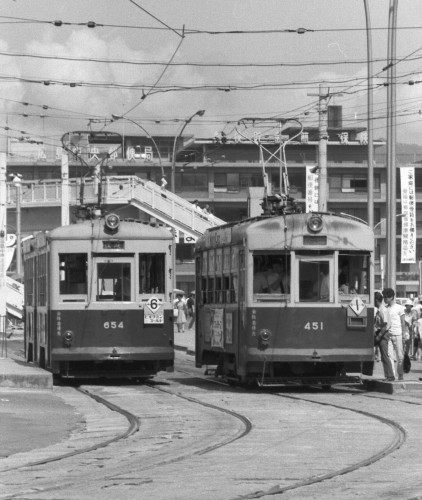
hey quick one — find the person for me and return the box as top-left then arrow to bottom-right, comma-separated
266,262 -> 285,293
415,315 -> 422,361
383,287 -> 405,381
114,267 -> 131,301
338,261 -> 349,293
203,204 -> 210,215
374,291 -> 395,381
160,175 -> 168,190
192,200 -> 203,213
186,292 -> 195,330
413,295 -> 422,319
403,299 -> 415,359
319,265 -> 330,301
253,267 -> 270,293
174,294 -> 187,333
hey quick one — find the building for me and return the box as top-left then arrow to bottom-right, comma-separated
5,115 -> 422,296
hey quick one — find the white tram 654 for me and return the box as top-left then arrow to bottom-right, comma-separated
23,212 -> 174,379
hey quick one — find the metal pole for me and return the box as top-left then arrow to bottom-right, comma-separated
61,153 -> 70,226
364,0 -> 374,229
171,110 -> 205,194
0,155 -> 7,324
15,178 -> 22,280
386,0 -> 398,289
111,115 -> 164,177
318,85 -> 329,212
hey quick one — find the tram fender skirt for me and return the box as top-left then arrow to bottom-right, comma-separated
362,360 -> 374,376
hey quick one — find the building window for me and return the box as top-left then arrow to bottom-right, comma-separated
176,172 -> 208,192
214,172 -> 240,191
329,174 -> 380,193
176,244 -> 195,262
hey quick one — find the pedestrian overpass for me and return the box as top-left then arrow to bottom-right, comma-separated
5,175 -> 226,321
102,175 -> 226,241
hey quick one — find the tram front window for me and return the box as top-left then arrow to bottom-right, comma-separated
96,262 -> 131,301
338,253 -> 370,296
139,253 -> 165,294
299,260 -> 332,302
59,253 -> 87,295
253,254 -> 290,297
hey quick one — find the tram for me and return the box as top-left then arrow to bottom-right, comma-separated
194,196 -> 375,388
22,210 -> 174,379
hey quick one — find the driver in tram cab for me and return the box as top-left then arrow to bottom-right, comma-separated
319,264 -> 330,301
114,268 -> 131,301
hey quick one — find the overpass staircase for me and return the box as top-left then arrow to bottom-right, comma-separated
103,176 -> 226,240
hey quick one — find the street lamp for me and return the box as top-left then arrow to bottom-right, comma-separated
111,115 -> 164,177
171,110 -> 205,193
9,173 -> 22,281
374,213 -> 405,232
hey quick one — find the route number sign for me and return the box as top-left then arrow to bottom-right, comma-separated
144,296 -> 164,324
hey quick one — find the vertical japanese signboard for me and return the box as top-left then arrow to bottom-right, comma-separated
305,166 -> 319,212
400,166 -> 416,263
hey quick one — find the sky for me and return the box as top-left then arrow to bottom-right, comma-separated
0,0 -> 422,153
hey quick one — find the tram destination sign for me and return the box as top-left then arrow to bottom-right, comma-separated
205,227 -> 232,248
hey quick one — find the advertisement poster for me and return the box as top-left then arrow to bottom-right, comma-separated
225,312 -> 233,344
211,308 -> 224,348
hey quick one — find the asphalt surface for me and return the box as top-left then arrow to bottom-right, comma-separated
2,327 -> 422,461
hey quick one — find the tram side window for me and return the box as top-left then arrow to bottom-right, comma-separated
253,254 -> 290,295
299,260 -> 331,302
338,254 -> 369,295
97,262 -> 131,301
59,253 -> 87,295
139,254 -> 165,294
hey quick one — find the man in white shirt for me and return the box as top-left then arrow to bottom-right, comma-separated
383,287 -> 405,381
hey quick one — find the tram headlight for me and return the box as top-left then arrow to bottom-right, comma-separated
258,329 -> 272,350
104,213 -> 120,233
307,214 -> 323,233
63,330 -> 74,348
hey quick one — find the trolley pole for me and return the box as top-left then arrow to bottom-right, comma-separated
317,84 -> 329,212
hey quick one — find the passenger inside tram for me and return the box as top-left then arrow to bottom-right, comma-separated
253,255 -> 290,295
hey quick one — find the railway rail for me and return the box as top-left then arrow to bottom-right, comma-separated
2,353 -> 422,499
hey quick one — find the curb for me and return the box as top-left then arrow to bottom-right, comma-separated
174,345 -> 195,356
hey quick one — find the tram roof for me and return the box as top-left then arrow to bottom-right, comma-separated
196,212 -> 374,251
48,218 -> 173,241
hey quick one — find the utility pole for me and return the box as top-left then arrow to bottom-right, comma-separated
61,154 -> 70,226
386,0 -> 398,289
317,85 -> 329,211
0,154 -> 7,335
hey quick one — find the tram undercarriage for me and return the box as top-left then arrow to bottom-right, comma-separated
52,359 -> 174,380
212,353 -> 373,388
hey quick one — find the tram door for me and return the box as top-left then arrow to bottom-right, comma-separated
94,257 -> 134,302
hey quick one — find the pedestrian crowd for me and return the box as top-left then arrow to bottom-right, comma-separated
374,288 -> 422,382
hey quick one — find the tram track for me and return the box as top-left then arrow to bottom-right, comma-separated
0,381 -> 251,499
174,361 -> 412,500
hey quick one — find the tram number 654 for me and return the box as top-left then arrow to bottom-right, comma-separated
304,322 -> 324,331
104,321 -> 124,329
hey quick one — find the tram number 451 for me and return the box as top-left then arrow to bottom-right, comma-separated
304,322 -> 324,331
104,321 -> 124,329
